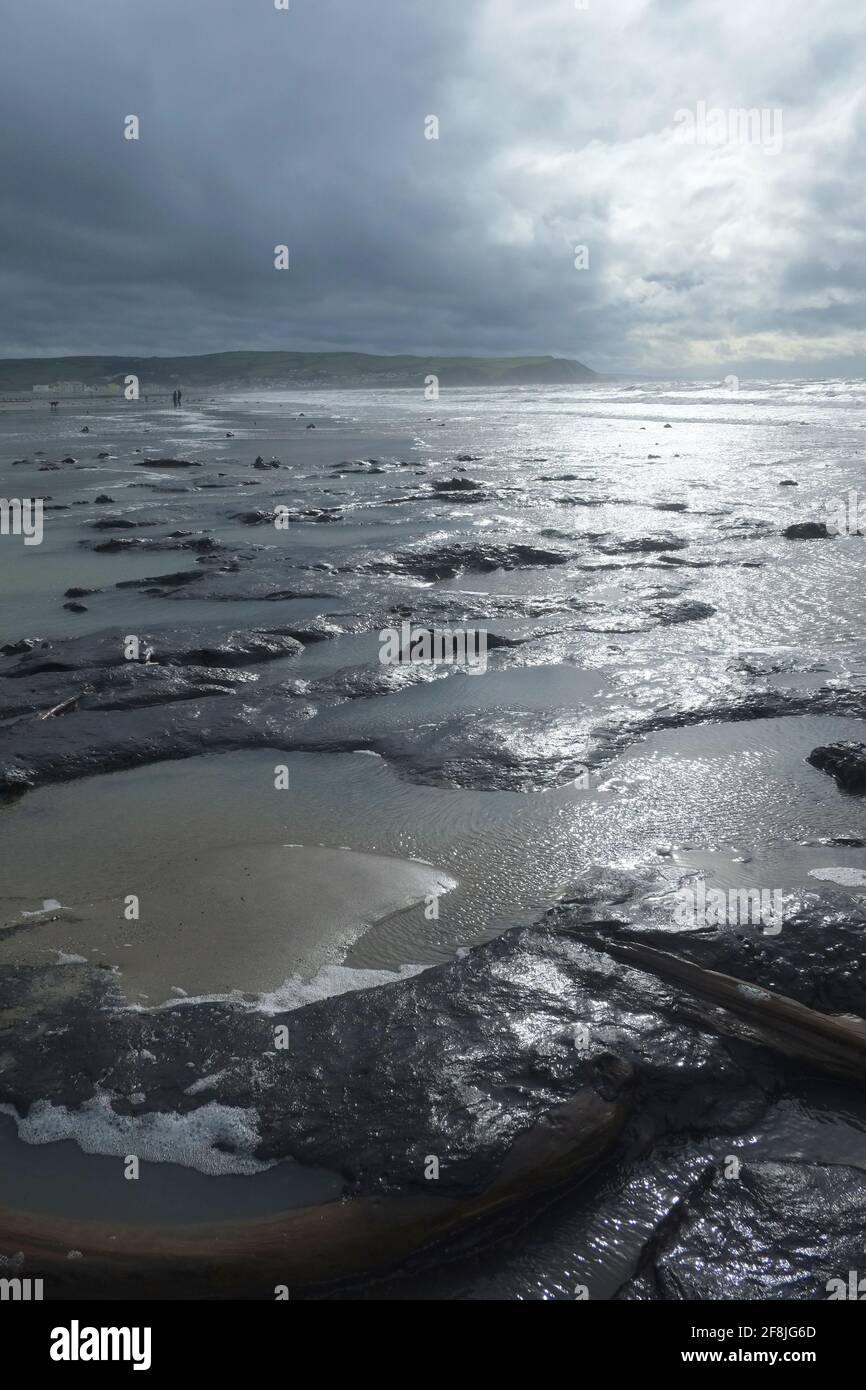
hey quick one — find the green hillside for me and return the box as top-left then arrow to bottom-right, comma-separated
0,350 -> 597,393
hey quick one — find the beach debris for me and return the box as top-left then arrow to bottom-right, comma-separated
592,935 -> 866,1084
38,691 -> 86,720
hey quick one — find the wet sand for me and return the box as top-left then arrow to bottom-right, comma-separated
2,384 -> 866,1298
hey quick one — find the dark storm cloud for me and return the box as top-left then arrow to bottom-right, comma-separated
1,0 -> 865,373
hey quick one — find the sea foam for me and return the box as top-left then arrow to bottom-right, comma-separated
0,1095 -> 271,1176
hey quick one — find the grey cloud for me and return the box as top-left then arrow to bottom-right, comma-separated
1,0 -> 865,375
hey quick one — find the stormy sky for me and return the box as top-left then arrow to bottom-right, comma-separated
1,0 -> 864,375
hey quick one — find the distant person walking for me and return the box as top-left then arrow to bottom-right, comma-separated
177,388 -> 183,407
172,389 -> 178,407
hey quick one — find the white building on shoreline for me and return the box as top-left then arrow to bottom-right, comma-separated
32,382 -> 120,395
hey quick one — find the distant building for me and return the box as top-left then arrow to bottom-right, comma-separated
33,382 -> 119,395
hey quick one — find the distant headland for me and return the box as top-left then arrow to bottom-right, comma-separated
0,350 -> 599,395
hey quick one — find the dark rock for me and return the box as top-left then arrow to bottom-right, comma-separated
536,473 -> 592,483
0,690 -> 315,796
138,458 -> 202,468
115,570 -> 205,591
808,741 -> 866,792
328,458 -> 388,475
784,521 -> 830,539
617,1160 -> 866,1301
599,536 -> 688,555
652,599 -> 715,625
432,477 -> 482,492
88,535 -> 220,554
363,541 -> 571,581
295,508 -> 343,523
0,664 -> 257,721
0,918 -> 773,1196
1,625 -> 305,680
